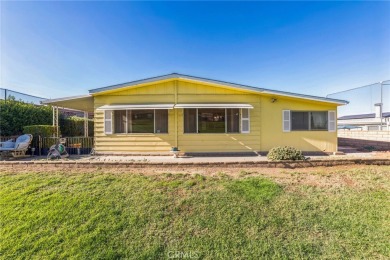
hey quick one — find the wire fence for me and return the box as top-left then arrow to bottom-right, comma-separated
0,88 -> 45,105
327,80 -> 390,117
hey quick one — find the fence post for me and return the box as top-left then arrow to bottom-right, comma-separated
84,112 -> 89,137
38,135 -> 42,156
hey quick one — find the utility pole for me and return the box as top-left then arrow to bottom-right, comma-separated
380,81 -> 383,131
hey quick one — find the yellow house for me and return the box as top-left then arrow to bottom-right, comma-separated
43,73 -> 348,155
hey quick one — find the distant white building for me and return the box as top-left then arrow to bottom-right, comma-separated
338,112 -> 390,131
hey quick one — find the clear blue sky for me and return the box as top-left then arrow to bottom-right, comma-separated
1,1 -> 389,100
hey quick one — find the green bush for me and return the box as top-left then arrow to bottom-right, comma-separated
0,99 -> 52,136
267,146 -> 306,161
23,125 -> 58,137
59,116 -> 94,137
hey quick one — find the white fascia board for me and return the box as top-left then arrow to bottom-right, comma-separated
96,104 -> 175,110
174,104 -> 254,109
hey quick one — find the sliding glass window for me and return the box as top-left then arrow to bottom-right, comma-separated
184,108 -> 243,134
198,109 -> 225,133
112,109 -> 168,134
291,111 -> 328,131
114,110 -> 127,134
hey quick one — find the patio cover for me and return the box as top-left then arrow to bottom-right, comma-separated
41,95 -> 94,112
96,104 -> 175,110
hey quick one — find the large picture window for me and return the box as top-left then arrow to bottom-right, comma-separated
198,109 -> 225,133
291,111 -> 328,131
107,109 -> 168,134
129,110 -> 154,133
184,108 -> 244,134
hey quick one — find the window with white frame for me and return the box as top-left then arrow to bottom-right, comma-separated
184,108 -> 248,133
106,109 -> 168,134
291,111 -> 328,131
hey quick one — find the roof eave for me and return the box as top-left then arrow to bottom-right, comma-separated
41,94 -> 92,104
88,73 -> 349,105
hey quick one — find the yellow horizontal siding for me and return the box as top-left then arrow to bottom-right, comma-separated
260,96 -> 337,152
93,79 -> 339,153
178,81 -> 246,95
94,107 -> 175,152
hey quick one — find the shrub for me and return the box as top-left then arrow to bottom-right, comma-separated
267,146 -> 306,161
23,125 -> 57,137
0,99 -> 52,136
59,116 -> 94,137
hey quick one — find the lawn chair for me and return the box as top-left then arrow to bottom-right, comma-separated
0,134 -> 33,158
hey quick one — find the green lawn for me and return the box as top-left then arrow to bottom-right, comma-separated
0,167 -> 389,259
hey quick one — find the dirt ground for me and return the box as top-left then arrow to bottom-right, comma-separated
2,164 -> 389,192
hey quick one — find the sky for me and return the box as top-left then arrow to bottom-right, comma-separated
1,1 -> 389,105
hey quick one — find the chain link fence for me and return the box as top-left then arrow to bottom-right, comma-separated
0,88 -> 45,105
327,80 -> 390,117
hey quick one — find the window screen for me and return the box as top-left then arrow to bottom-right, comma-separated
155,110 -> 168,133
310,112 -> 328,130
291,112 -> 309,130
184,108 -> 247,134
290,111 -> 329,131
184,109 -> 197,133
129,109 -> 154,133
198,109 -> 225,133
226,108 -> 239,133
114,110 -> 127,134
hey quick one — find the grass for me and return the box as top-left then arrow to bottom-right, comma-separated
0,167 -> 389,259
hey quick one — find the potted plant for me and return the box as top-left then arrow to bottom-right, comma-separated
170,147 -> 180,158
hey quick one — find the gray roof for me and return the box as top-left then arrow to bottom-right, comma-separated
339,112 -> 390,120
89,73 -> 349,105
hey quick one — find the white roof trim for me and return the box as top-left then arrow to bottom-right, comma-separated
96,104 -> 175,110
174,104 -> 253,109
89,73 -> 349,105
41,94 -> 92,104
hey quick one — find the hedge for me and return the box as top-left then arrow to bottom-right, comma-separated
59,116 -> 94,137
1,99 -> 94,137
23,125 -> 58,137
0,98 -> 52,136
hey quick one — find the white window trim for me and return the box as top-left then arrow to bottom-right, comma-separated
107,109 -> 169,134
289,111 -> 330,131
184,108 -> 247,134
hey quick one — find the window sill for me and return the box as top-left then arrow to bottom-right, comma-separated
183,133 -> 246,135
106,133 -> 169,136
290,130 -> 329,132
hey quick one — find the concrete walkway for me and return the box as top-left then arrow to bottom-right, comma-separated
14,151 -> 388,163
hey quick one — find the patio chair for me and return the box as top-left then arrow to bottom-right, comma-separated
0,134 -> 33,158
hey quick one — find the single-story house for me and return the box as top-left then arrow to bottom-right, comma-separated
42,73 -> 348,155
